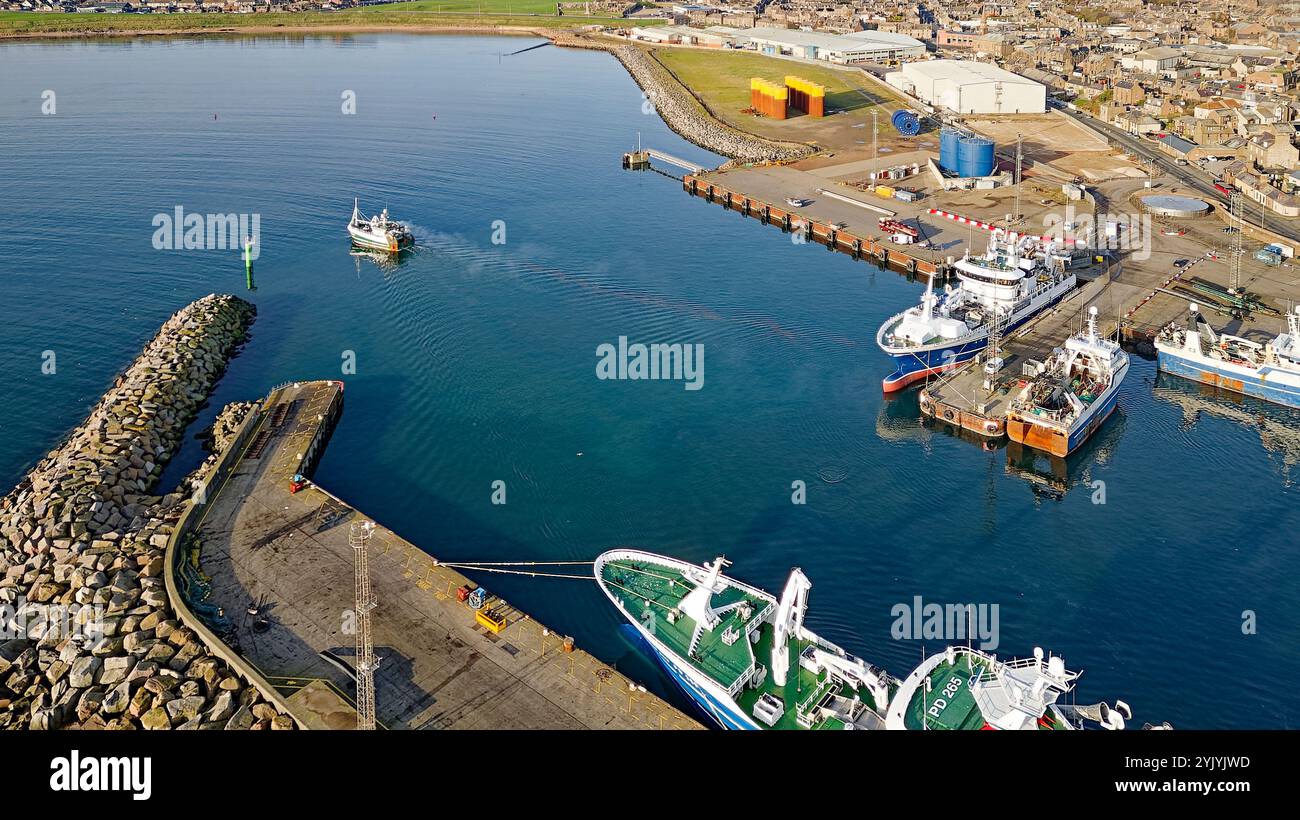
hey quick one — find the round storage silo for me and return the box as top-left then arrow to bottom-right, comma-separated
939,127 -> 961,173
957,135 -> 995,178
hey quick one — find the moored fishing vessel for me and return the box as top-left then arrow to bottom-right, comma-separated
347,198 -> 414,252
1155,303 -> 1300,409
596,548 -> 1136,730
1006,306 -> 1128,457
876,230 -> 1076,392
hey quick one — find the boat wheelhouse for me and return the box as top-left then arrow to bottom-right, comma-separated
347,198 -> 414,253
886,645 -> 1126,730
1155,303 -> 1300,409
596,549 -> 1137,731
596,550 -> 892,730
1006,306 -> 1129,457
876,230 -> 1076,392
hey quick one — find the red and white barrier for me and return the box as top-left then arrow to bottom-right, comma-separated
926,208 -> 1086,247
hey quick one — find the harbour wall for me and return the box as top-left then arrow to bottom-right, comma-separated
0,294 -> 298,730
682,174 -> 943,278
161,399 -> 309,729
551,33 -> 815,163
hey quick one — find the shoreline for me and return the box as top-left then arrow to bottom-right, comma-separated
0,22 -> 561,41
553,33 -> 815,163
4,22 -> 815,163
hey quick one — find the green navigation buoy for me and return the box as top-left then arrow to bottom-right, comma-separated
243,235 -> 256,291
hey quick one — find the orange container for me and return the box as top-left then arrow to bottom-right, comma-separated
772,86 -> 788,120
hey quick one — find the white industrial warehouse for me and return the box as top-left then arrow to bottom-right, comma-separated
628,25 -> 926,64
742,28 -> 927,64
885,60 -> 1047,114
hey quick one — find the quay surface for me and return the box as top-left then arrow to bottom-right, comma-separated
682,169 -> 943,279
189,380 -> 701,730
678,154 -> 1300,444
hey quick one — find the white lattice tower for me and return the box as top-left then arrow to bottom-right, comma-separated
1230,192 -> 1244,295
350,520 -> 378,730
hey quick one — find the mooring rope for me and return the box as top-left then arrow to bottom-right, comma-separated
436,558 -> 690,591
436,559 -> 593,567
437,564 -> 593,581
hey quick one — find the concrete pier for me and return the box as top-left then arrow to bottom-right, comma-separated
185,380 -> 701,730
683,171 -> 942,278
683,153 -> 1300,448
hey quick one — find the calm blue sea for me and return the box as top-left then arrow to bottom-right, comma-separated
2,34 -> 1297,729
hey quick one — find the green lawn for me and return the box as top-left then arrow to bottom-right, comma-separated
651,47 -> 914,152
361,0 -> 564,13
653,48 -> 888,117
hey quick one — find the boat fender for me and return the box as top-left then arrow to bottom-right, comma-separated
944,409 -> 954,421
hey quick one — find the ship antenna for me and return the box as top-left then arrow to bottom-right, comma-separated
1087,305 -> 1099,342
920,643 -> 927,730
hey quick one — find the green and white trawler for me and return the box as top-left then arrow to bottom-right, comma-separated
596,549 -> 1137,731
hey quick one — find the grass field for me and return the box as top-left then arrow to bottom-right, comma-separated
652,47 -> 908,152
0,9 -> 645,36
654,48 -> 888,116
361,0 -> 563,13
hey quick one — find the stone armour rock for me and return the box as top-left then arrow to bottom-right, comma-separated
0,295 -> 296,731
548,34 -> 815,164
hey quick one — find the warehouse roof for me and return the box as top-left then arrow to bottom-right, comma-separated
903,59 -> 1043,87
740,27 -> 924,54
841,29 -> 930,48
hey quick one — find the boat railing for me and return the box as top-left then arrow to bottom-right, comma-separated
794,674 -> 833,725
969,675 -> 1050,722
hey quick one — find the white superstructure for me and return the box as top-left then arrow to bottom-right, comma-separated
1155,303 -> 1300,409
1007,306 -> 1129,457
875,230 -> 1077,391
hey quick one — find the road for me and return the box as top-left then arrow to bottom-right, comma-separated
1063,108 -> 1298,245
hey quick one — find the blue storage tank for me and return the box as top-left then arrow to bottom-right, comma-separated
956,135 -> 995,178
939,127 -> 962,173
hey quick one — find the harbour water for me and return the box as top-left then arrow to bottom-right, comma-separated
2,34 -> 1298,729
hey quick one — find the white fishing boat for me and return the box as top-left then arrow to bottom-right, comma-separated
1155,303 -> 1300,409
1006,306 -> 1129,457
876,229 -> 1076,392
347,198 -> 413,252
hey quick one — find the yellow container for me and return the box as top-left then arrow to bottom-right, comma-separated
875,185 -> 895,198
475,608 -> 507,634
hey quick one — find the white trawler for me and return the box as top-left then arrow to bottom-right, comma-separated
876,229 -> 1076,392
596,549 -> 1139,730
1006,306 -> 1129,458
347,199 -> 414,252
1155,303 -> 1300,409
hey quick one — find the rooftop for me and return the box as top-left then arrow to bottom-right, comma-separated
740,26 -> 924,54
903,59 -> 1044,87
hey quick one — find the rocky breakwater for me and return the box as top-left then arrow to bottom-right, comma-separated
0,294 -> 291,730
550,34 -> 814,164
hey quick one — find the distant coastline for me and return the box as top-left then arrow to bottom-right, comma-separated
0,22 -> 558,40
0,10 -> 640,39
